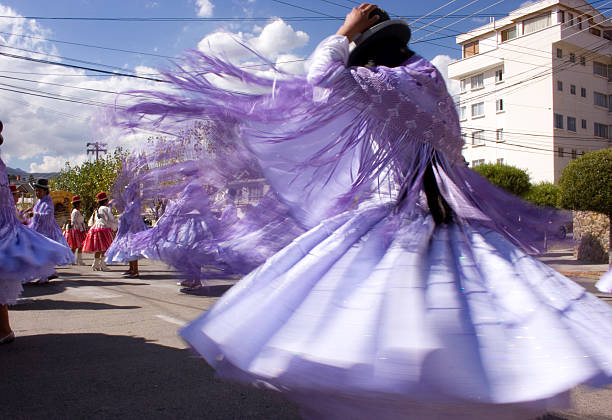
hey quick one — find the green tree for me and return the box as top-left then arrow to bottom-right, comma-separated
524,182 -> 560,207
559,148 -> 612,264
473,163 -> 531,196
50,149 -> 125,219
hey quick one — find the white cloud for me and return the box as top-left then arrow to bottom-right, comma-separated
0,4 -> 167,172
519,0 -> 540,8
431,54 -> 460,99
29,154 -> 87,173
195,0 -> 214,18
197,19 -> 309,63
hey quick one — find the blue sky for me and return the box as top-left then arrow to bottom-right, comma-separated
0,0 -> 600,171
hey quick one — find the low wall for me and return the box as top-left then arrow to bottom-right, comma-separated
573,211 -> 610,263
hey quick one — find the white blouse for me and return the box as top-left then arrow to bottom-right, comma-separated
71,208 -> 87,231
88,205 -> 118,230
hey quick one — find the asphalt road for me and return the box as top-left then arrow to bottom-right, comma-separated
2,253 -> 611,420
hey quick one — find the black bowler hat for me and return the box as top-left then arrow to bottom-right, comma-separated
348,9 -> 412,67
33,178 -> 50,190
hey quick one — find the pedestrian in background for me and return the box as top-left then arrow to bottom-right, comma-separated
64,195 -> 87,266
83,192 -> 117,271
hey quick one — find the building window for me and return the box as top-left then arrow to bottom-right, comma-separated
557,80 -> 563,91
470,73 -> 484,89
558,10 -> 565,23
568,13 -> 574,26
558,147 -> 564,157
581,87 -> 586,98
582,119 -> 587,129
554,113 -> 564,129
556,48 -> 563,58
567,116 -> 576,132
501,26 -> 517,42
459,106 -> 467,121
463,41 -> 479,58
571,149 -> 577,159
497,158 -> 505,164
570,84 -> 576,95
609,95 -> 612,112
580,56 -> 586,66
569,52 -> 575,63
608,64 -> 612,82
496,128 -> 504,142
594,91 -> 608,108
594,122 -> 609,139
577,17 -> 583,30
472,159 -> 485,167
523,13 -> 552,35
472,130 -> 485,146
460,78 -> 468,92
496,99 -> 504,112
495,69 -> 503,83
593,61 -> 608,78
589,17 -> 601,36
471,102 -> 485,118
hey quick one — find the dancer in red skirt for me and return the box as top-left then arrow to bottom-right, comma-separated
64,195 -> 87,265
82,192 -> 117,271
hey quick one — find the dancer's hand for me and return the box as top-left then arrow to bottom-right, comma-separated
336,4 -> 380,41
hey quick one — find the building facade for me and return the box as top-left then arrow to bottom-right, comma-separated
448,0 -> 611,183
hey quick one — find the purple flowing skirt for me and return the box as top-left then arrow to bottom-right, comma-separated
182,201 -> 612,419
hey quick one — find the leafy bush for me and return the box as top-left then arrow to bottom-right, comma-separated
559,148 -> 612,216
473,163 -> 531,197
524,182 -> 560,207
50,149 -> 125,219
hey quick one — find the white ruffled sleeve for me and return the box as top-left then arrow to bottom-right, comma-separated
306,35 -> 350,85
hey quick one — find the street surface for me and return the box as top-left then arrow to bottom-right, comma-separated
2,250 -> 611,420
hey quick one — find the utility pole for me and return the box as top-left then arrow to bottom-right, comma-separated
87,142 -> 108,160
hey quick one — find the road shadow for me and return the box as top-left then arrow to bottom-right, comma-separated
10,299 -> 141,311
0,333 -> 299,420
21,278 -> 149,299
180,284 -> 234,297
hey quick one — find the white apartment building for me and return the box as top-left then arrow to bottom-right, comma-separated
448,0 -> 611,182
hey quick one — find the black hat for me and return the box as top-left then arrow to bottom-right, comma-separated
348,13 -> 412,67
33,178 -> 50,190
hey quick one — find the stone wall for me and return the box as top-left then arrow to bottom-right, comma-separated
573,211 -> 610,263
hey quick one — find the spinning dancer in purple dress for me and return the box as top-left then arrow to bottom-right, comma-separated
0,121 -> 74,344
116,4 -> 612,419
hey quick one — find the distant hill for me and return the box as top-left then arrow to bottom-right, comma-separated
6,166 -> 58,179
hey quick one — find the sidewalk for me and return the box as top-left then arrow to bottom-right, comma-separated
538,248 -> 609,296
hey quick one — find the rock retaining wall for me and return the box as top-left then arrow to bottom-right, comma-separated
573,211 -> 610,263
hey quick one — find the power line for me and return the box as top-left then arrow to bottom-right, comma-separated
0,49 -> 168,82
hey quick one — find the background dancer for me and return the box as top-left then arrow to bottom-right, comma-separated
64,195 -> 87,266
82,192 -> 117,271
28,178 -> 73,283
116,4 -> 612,419
0,120 -> 74,344
105,179 -> 147,278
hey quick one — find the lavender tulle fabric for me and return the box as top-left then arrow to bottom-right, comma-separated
29,194 -> 71,248
113,35 -> 612,418
596,267 -> 612,293
0,157 -> 74,303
